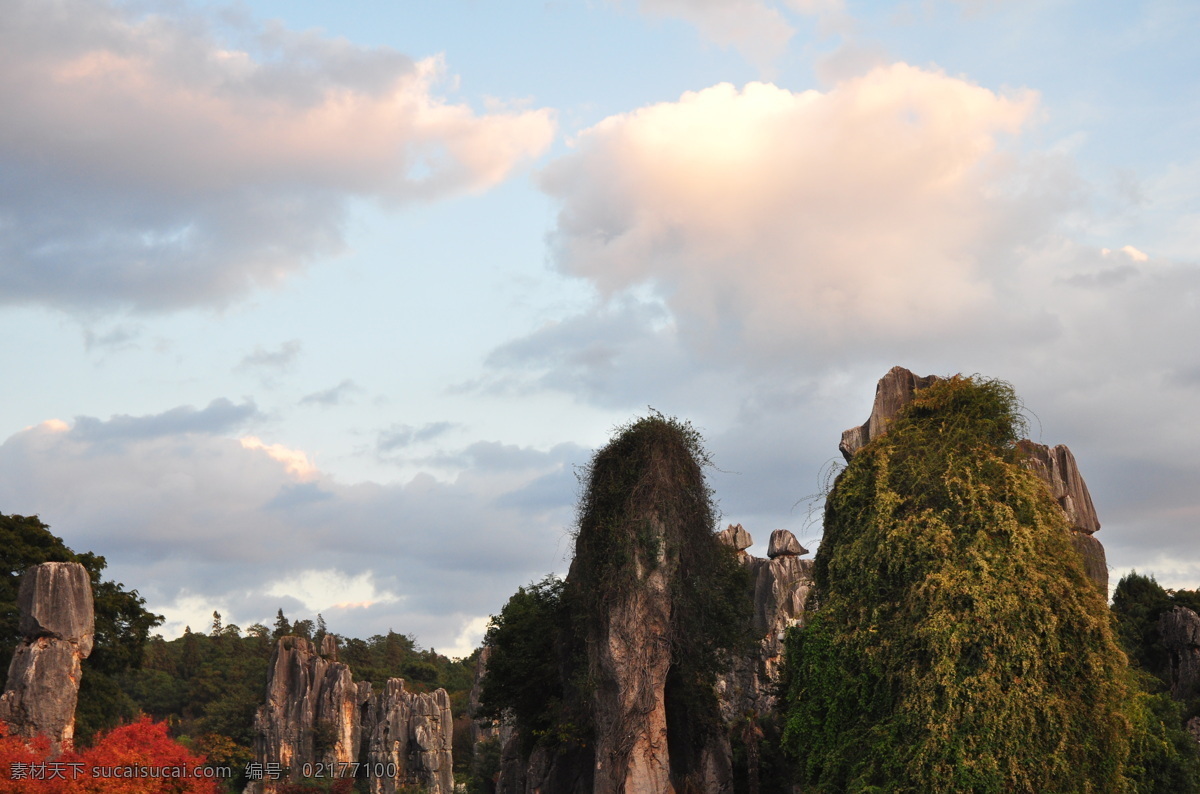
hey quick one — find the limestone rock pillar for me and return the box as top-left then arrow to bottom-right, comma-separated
0,562 -> 95,754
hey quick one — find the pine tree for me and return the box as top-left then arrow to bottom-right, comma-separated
272,609 -> 291,640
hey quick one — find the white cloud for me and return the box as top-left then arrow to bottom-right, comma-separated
540,65 -> 1045,366
0,0 -> 556,312
442,615 -> 493,660
239,436 -> 318,480
265,570 -> 402,613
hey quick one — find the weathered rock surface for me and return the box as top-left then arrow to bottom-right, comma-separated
1016,440 -> 1101,534
582,515 -> 675,794
251,635 -> 366,780
363,680 -> 454,794
248,635 -> 453,793
839,365 -> 943,461
717,523 -> 754,552
0,562 -> 94,753
1070,533 -> 1109,594
17,563 -> 95,657
719,530 -> 815,721
767,529 -> 807,559
1160,606 -> 1200,700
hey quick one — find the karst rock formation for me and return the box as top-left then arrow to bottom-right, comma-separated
247,634 -> 453,794
471,367 -> 1113,791
717,525 -> 815,717
0,562 -> 94,755
839,366 -> 1108,591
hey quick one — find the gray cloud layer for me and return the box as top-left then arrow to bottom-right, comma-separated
0,409 -> 585,652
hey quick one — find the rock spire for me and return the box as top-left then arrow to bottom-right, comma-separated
0,562 -> 95,754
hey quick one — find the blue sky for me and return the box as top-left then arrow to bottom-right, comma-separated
2,0 -> 1198,657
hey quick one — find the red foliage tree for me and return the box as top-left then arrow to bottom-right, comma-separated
1,717 -> 221,793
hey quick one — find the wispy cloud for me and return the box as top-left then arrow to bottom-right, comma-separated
237,340 -> 302,372
377,421 -> 458,453
71,398 -> 260,443
299,379 -> 362,407
624,0 -> 846,70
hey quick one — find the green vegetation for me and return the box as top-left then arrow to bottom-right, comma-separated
476,575 -> 572,751
1112,573 -> 1200,681
781,375 -> 1199,792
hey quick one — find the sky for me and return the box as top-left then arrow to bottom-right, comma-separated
1,0 -> 1198,658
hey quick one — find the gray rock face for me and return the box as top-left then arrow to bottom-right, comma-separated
18,563 -> 95,657
1016,440 -> 1101,535
1069,533 -> 1109,594
1160,606 -> 1200,700
363,680 -> 454,794
767,529 -> 807,559
252,635 -> 366,778
0,562 -> 94,754
718,533 -> 816,722
839,366 -> 943,461
718,523 -> 754,552
248,635 -> 453,793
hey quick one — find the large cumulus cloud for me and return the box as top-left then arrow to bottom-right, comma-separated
536,65 -> 1056,367
0,0 -> 555,312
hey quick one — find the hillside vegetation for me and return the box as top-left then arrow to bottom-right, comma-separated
781,375 -> 1199,792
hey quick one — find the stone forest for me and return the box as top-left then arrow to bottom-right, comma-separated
5,367 -> 1200,792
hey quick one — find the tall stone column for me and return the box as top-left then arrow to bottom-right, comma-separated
0,562 -> 95,754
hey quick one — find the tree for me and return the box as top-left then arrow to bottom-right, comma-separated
0,717 -> 219,793
291,619 -> 314,641
781,376 -> 1156,792
272,609 -> 292,640
477,576 -> 567,747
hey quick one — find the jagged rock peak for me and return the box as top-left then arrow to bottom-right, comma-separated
249,634 -> 454,794
1016,440 -> 1101,534
767,529 -> 807,559
840,366 -> 943,461
717,523 -> 753,551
